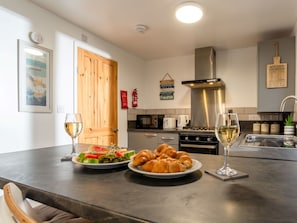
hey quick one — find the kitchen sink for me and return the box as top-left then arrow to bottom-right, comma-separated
239,134 -> 297,149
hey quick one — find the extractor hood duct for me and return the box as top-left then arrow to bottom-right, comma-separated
182,47 -> 225,88
182,47 -> 225,129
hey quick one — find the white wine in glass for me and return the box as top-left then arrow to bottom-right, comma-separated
62,113 -> 83,161
215,113 -> 240,176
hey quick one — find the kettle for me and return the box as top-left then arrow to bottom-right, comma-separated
177,115 -> 189,129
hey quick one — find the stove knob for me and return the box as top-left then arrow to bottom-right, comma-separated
185,136 -> 189,140
195,136 -> 200,141
207,137 -> 212,142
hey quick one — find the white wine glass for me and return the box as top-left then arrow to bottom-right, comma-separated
62,113 -> 83,161
215,112 -> 240,176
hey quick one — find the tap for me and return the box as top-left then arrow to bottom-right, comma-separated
280,95 -> 297,112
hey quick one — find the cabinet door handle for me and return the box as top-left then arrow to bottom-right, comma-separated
180,144 -> 217,149
144,133 -> 158,137
161,137 -> 175,140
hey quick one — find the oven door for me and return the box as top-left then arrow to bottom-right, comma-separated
179,133 -> 219,155
179,143 -> 218,154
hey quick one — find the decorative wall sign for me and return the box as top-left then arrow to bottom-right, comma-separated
160,73 -> 174,100
266,41 -> 288,88
18,40 -> 53,112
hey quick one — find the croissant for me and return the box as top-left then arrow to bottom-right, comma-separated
132,149 -> 155,167
141,157 -> 186,173
154,143 -> 169,156
175,151 -> 189,159
133,144 -> 193,173
178,154 -> 192,168
155,144 -> 177,158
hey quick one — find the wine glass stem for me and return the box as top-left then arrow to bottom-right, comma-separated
71,137 -> 76,155
223,145 -> 230,169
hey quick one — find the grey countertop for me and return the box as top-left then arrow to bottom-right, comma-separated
1,145 -> 297,223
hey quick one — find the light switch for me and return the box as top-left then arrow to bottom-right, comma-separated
57,104 -> 64,113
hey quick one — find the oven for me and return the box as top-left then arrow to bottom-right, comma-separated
179,132 -> 221,155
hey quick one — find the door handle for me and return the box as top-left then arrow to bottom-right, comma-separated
113,128 -> 119,133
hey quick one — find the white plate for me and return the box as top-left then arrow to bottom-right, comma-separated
72,157 -> 130,169
128,159 -> 202,179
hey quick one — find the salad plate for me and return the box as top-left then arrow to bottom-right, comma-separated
72,157 -> 130,169
128,159 -> 202,179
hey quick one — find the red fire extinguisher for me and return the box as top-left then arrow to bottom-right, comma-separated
132,88 -> 138,107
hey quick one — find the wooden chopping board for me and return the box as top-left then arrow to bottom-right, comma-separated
266,41 -> 287,88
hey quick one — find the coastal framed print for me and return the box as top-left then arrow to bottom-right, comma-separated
18,40 -> 53,112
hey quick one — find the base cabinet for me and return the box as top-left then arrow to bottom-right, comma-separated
128,132 -> 179,152
158,133 -> 179,150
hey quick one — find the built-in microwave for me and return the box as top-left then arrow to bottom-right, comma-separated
136,114 -> 164,129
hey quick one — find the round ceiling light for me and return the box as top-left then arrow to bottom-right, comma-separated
175,2 -> 203,24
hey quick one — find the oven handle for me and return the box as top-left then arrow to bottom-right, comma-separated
180,143 -> 217,149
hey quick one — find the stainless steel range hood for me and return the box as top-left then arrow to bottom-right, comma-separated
182,47 -> 225,88
183,47 -> 225,129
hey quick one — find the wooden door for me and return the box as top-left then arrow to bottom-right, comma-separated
77,47 -> 118,145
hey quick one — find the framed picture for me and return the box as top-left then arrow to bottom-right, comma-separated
18,40 -> 53,112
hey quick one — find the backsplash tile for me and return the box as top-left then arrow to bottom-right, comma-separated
128,107 -> 285,122
127,108 -> 191,120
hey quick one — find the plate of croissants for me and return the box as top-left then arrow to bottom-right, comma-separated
128,143 -> 202,179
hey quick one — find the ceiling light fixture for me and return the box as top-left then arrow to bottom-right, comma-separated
175,1 -> 203,24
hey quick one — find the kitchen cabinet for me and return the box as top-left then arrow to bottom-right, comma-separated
128,131 -> 179,152
257,36 -> 295,112
158,133 -> 179,149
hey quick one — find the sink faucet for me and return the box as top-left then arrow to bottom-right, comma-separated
280,95 -> 297,112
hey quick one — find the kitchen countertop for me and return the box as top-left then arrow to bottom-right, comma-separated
1,145 -> 297,222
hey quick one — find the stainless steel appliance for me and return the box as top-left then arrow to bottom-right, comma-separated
182,47 -> 226,129
179,131 -> 221,155
182,47 -> 225,89
136,114 -> 164,129
180,47 -> 225,154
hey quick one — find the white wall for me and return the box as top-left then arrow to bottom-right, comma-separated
0,0 -> 144,152
143,55 -> 193,109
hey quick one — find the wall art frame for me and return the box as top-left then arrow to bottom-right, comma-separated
160,73 -> 174,100
18,39 -> 53,112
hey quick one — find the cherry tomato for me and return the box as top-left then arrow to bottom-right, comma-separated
85,154 -> 99,159
91,145 -> 108,152
115,151 -> 123,157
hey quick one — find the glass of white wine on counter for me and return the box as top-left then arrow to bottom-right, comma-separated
62,113 -> 83,161
215,112 -> 240,176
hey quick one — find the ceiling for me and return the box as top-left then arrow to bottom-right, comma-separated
29,0 -> 297,60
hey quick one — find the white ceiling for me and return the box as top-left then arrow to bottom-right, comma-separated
29,0 -> 297,60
